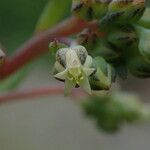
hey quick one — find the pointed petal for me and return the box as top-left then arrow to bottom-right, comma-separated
84,55 -> 93,67
80,74 -> 91,94
83,67 -> 96,76
64,78 -> 75,96
66,49 -> 81,68
54,70 -> 67,80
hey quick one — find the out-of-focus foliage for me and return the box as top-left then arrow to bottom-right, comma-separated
0,0 -> 48,52
35,0 -> 71,32
147,0 -> 150,6
82,92 -> 149,133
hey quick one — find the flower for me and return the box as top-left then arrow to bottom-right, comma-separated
54,45 -> 96,95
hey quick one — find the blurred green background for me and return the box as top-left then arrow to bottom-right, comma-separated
0,0 -> 150,150
0,0 -> 48,52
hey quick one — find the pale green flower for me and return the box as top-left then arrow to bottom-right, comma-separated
54,45 -> 96,95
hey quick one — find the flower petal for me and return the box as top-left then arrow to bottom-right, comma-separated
54,69 -> 67,80
84,55 -> 93,67
80,73 -> 91,94
83,67 -> 96,76
64,78 -> 76,96
66,49 -> 81,68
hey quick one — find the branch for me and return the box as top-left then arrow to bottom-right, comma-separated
0,86 -> 87,105
0,17 -> 92,79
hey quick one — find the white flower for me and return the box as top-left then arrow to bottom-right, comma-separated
54,45 -> 96,95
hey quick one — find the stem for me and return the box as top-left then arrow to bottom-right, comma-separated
0,86 -> 64,104
0,17 -> 91,79
0,86 -> 87,105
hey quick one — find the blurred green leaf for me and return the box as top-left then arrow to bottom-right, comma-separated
81,92 -> 144,133
35,0 -> 71,32
0,0 -> 49,51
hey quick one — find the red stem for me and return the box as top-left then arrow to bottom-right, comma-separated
0,86 -> 87,105
0,86 -> 64,104
0,17 -> 90,79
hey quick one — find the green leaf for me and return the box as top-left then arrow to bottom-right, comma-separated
35,0 -> 71,32
138,7 -> 150,29
0,0 -> 48,51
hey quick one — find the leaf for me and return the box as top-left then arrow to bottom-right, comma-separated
35,0 -> 71,32
0,0 -> 48,51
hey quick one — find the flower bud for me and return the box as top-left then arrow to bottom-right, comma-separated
135,25 -> 150,63
138,7 -> 150,29
126,44 -> 150,78
99,0 -> 145,31
82,92 -> 143,133
89,56 -> 116,90
54,45 -> 96,95
94,41 -> 120,62
92,0 -> 111,19
77,28 -> 99,53
128,56 -> 150,78
72,0 -> 108,20
108,26 -> 137,48
108,0 -> 145,23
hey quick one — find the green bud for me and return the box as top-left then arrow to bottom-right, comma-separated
112,92 -> 142,122
72,0 -> 92,20
77,28 -> 99,51
108,0 -> 145,23
92,0 -> 110,19
93,41 -> 120,62
81,92 -> 143,133
108,26 -> 137,48
72,0 -> 108,20
138,7 -> 150,29
54,45 -> 96,95
126,44 -> 150,78
89,56 -> 116,90
135,25 -> 150,63
99,0 -> 145,31
128,57 -> 150,78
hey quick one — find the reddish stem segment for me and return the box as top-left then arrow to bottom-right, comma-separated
0,86 -> 64,104
0,17 -> 90,79
0,86 -> 87,105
